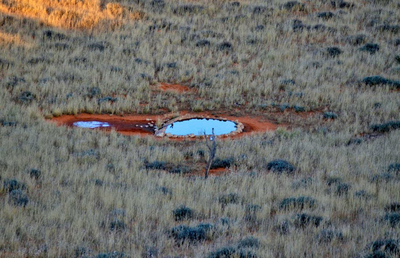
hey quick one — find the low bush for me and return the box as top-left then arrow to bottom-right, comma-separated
266,160 -> 295,174
8,189 -> 29,207
366,239 -> 399,257
237,237 -> 260,249
317,229 -> 344,243
323,112 -> 338,119
279,196 -> 317,211
383,213 -> 400,228
173,205 -> 195,221
219,193 -> 240,205
294,213 -> 323,228
3,179 -> 26,193
326,47 -> 342,58
211,157 -> 234,169
370,121 -> 400,133
359,43 -> 380,54
169,225 -> 206,243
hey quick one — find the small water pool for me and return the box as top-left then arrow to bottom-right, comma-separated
73,121 -> 110,129
164,118 -> 237,136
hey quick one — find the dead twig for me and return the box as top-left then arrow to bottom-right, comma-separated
204,128 -> 216,179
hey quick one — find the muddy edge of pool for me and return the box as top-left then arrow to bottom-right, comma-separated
49,112 -> 282,138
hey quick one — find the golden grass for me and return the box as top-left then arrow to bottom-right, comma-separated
0,0 -> 144,30
0,0 -> 399,257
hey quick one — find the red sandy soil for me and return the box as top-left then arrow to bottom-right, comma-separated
155,167 -> 229,178
193,167 -> 228,177
50,113 -> 160,136
49,111 -> 282,139
158,82 -> 195,93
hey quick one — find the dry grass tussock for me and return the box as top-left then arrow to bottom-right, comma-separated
0,0 -> 144,30
0,0 -> 400,257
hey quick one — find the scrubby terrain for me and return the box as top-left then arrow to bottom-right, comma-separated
1,0 -> 400,257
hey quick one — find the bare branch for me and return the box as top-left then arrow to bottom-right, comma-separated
204,128 -> 216,179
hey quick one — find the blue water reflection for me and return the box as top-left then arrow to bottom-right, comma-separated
165,118 -> 236,136
73,121 -> 110,129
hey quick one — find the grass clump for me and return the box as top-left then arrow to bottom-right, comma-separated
388,163 -> 400,174
317,229 -> 344,243
359,43 -> 380,54
294,213 -> 323,228
370,121 -> 400,133
219,193 -> 240,205
266,160 -> 295,174
208,237 -> 259,258
8,189 -> 29,207
3,178 -> 26,193
211,157 -> 234,169
323,112 -> 338,119
279,196 -> 317,211
362,76 -> 400,88
169,224 -> 210,243
95,251 -> 127,258
144,161 -> 167,170
383,213 -> 400,228
237,237 -> 260,249
365,239 -> 399,258
172,205 -> 195,221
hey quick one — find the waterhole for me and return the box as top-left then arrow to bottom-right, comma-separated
49,113 -> 280,138
164,118 -> 237,136
73,121 -> 110,128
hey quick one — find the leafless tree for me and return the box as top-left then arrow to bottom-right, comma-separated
204,128 -> 216,179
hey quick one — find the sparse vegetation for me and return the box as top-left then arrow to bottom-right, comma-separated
1,0 -> 400,257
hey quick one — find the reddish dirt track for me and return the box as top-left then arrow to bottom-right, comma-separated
159,82 -> 195,93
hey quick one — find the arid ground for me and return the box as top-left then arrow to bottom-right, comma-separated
0,0 -> 399,257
